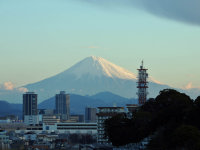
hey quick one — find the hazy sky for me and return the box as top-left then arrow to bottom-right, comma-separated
0,0 -> 200,89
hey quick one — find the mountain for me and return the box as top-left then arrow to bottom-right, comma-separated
0,100 -> 22,118
0,56 -> 199,103
24,56 -> 170,103
90,91 -> 137,105
38,92 -> 136,114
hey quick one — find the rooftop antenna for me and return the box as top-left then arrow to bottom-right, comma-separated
140,60 -> 144,69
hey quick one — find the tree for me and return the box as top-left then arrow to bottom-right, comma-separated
104,89 -> 200,149
104,113 -> 133,146
186,96 -> 200,129
171,125 -> 200,150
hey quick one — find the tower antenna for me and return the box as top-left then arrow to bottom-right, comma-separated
137,61 -> 148,105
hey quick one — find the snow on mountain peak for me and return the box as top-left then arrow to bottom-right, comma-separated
66,56 -> 137,80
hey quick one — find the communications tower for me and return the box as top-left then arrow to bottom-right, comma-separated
137,61 -> 148,105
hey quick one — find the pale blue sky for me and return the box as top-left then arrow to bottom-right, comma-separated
0,0 -> 200,89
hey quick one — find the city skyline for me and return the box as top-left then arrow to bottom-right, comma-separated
0,0 -> 200,90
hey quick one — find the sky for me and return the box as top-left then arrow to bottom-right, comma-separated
0,0 -> 200,89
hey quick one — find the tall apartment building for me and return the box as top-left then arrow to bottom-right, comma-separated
97,107 -> 125,144
23,92 -> 39,125
55,91 -> 70,120
85,107 -> 97,123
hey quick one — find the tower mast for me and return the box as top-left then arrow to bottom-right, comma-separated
137,61 -> 148,105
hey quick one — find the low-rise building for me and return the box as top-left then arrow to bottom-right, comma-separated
0,130 -> 9,144
42,122 -> 97,134
24,131 -> 37,141
70,115 -> 84,123
24,115 -> 39,125
42,115 -> 60,125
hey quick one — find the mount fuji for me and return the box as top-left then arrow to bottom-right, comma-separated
23,56 -> 169,103
1,56 -> 199,103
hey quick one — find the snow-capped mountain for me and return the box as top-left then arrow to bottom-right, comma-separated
1,56 -> 199,103
67,56 -> 137,80
23,56 -> 169,102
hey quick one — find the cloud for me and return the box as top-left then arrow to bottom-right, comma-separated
184,82 -> 200,89
81,0 -> 200,26
3,82 -> 14,90
137,0 -> 200,26
18,87 -> 28,93
185,82 -> 193,89
0,81 -> 28,93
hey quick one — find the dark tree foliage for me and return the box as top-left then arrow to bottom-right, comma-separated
171,125 -> 200,150
104,113 -> 133,146
104,89 -> 200,149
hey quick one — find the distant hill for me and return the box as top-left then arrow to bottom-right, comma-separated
39,94 -> 103,114
90,91 -> 137,105
0,100 -> 22,118
39,92 -> 136,114
0,91 -> 136,117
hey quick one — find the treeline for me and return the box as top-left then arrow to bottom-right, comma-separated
104,89 -> 200,150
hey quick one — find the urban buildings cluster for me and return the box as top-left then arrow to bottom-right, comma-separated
0,62 -> 148,149
22,91 -> 98,132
